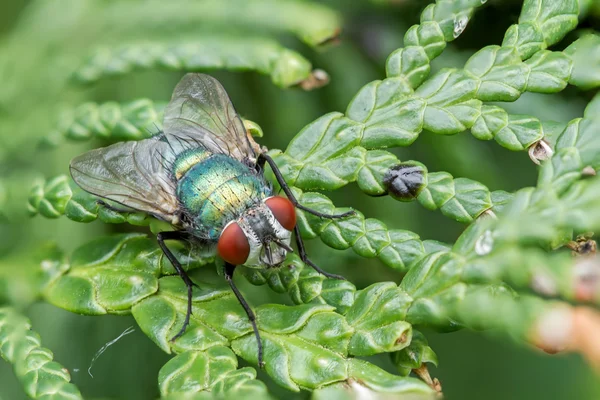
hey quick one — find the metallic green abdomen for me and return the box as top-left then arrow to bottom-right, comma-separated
175,151 -> 270,239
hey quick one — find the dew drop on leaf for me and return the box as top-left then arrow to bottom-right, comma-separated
453,15 -> 469,38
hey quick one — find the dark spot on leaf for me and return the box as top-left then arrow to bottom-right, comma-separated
383,162 -> 427,201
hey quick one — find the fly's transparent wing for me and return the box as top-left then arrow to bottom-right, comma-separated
163,73 -> 259,163
70,136 -> 179,222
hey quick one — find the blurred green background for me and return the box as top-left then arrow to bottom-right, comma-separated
1,0 -> 599,399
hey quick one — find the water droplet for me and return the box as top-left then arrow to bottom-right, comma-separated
453,15 -> 469,38
475,230 -> 493,255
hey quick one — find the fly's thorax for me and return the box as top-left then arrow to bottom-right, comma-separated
235,202 -> 292,268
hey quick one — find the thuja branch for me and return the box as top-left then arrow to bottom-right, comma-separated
74,37 -> 327,90
0,308 -> 83,400
39,235 -> 435,395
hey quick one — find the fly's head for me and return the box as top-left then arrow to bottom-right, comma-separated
217,196 -> 296,268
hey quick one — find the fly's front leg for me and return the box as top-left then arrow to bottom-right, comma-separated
224,263 -> 264,367
293,225 -> 345,281
157,230 -> 198,341
258,153 -> 355,219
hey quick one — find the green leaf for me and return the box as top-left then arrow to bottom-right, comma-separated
386,46 -> 433,89
391,330 -> 438,376
471,105 -> 508,141
243,119 -> 264,138
347,358 -> 435,396
44,100 -> 268,149
518,0 -> 578,47
293,189 -> 432,272
28,175 -> 173,229
525,50 -> 572,93
43,234 -> 210,316
0,308 -> 83,400
417,69 -> 480,134
159,347 -> 237,394
73,0 -> 342,49
286,113 -> 363,166
28,176 -> 72,219
130,274 -> 424,392
270,146 -> 402,195
241,254 -> 357,314
557,117 -> 600,169
503,0 -> 578,59
158,347 -> 271,398
448,286 -> 549,340
417,172 -> 501,222
51,100 -> 164,145
386,0 -> 487,89
345,283 -> 413,355
565,34 -> 600,90
74,38 -> 320,89
312,380 -> 436,400
231,327 -> 346,391
502,22 -> 546,61
493,177 -> 600,247
463,246 -> 582,304
465,46 -> 527,102
495,114 -> 544,150
132,276 -> 238,353
420,2 -> 474,42
21,1 -> 600,397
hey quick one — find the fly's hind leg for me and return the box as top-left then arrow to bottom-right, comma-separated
224,263 -> 264,367
258,153 -> 355,219
157,230 -> 198,341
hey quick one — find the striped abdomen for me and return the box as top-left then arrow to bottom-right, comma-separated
174,149 -> 270,240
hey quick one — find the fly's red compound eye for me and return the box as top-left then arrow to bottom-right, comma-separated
218,222 -> 250,265
265,196 -> 296,231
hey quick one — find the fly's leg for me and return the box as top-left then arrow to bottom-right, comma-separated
224,263 -> 264,367
258,153 -> 355,219
293,225 -> 345,280
157,230 -> 198,341
259,153 -> 348,280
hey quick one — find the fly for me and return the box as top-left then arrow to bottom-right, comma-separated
69,73 -> 353,366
